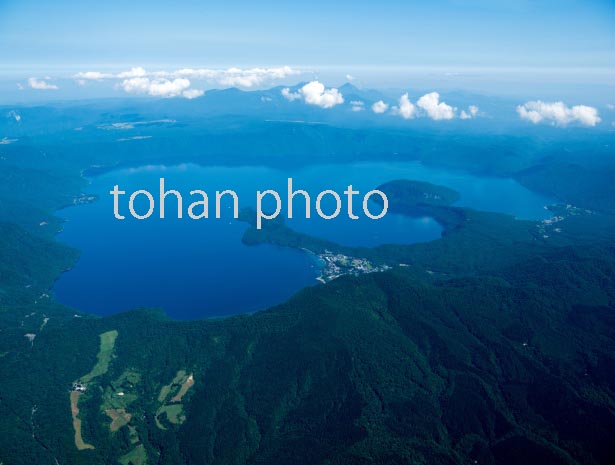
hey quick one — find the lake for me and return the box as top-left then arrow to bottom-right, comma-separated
53,162 -> 554,319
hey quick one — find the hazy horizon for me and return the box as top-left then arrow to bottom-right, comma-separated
1,0 -> 613,102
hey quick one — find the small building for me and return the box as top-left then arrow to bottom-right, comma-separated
72,382 -> 87,392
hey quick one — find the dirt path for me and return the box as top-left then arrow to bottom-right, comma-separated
70,392 -> 94,450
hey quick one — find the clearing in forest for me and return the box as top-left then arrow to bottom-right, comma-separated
119,444 -> 147,465
155,369 -> 195,429
81,330 -> 119,383
105,408 -> 132,432
70,391 -> 94,450
69,329 -> 119,450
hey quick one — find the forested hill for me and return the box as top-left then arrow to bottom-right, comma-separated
1,103 -> 615,465
0,245 -> 614,465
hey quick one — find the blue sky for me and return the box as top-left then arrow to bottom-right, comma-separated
0,0 -> 613,101
1,0 -> 612,70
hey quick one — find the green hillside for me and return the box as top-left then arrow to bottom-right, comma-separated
0,106 -> 614,464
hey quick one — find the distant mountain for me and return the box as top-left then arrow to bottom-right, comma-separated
338,82 -> 388,103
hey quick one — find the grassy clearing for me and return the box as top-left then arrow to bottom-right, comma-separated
70,392 -> 94,450
127,425 -> 139,445
157,404 -> 184,426
170,373 -> 194,402
157,385 -> 171,403
70,329 -> 118,450
162,404 -> 183,424
100,370 -> 140,434
119,444 -> 147,465
102,369 -> 140,412
157,369 -> 186,403
155,370 -> 193,429
105,408 -> 131,432
81,330 -> 118,383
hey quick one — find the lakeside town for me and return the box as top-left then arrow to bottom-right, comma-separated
537,204 -> 594,239
315,250 -> 391,283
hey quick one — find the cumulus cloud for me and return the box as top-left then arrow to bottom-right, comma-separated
394,93 -> 417,119
416,92 -> 456,120
119,77 -> 203,99
117,67 -> 148,79
28,77 -> 58,90
607,104 -> 614,110
346,74 -> 355,81
281,88 -> 302,101
517,101 -> 601,127
460,105 -> 479,120
389,93 -> 482,121
371,100 -> 389,114
389,92 -> 482,121
300,81 -> 344,108
282,81 -> 344,109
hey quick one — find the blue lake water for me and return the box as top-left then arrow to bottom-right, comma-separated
54,162 -> 554,319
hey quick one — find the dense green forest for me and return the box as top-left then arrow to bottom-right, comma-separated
1,247 -> 615,465
0,101 -> 614,464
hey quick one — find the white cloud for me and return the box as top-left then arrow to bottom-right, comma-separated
76,66 -> 299,90
390,92 -> 478,121
460,105 -> 479,120
119,77 -> 203,99
350,100 -> 364,112
214,67 -> 297,88
416,92 -> 456,120
607,104 -> 615,110
371,100 -> 389,114
74,71 -> 114,80
281,88 -> 302,101
225,66 -> 296,87
517,101 -> 601,127
182,88 -> 205,99
282,81 -> 344,109
346,74 -> 355,81
300,81 -> 344,108
28,77 -> 58,90
117,67 -> 148,79
395,93 -> 417,119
